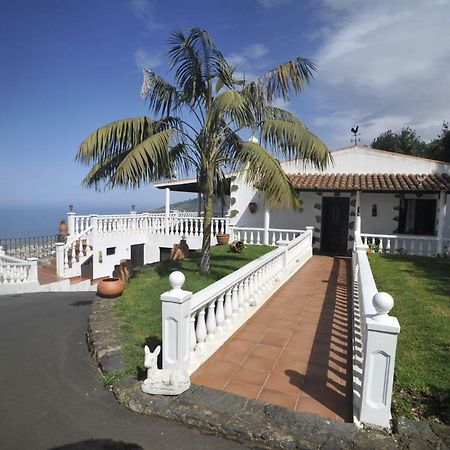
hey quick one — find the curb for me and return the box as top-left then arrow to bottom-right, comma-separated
87,296 -> 449,450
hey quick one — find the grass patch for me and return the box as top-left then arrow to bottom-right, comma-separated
369,254 -> 450,424
114,244 -> 273,378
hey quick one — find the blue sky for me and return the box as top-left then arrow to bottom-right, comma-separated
1,0 -> 449,214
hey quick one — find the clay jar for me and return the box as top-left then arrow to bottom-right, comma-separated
97,277 -> 125,298
216,233 -> 230,245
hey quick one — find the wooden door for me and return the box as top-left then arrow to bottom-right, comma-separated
320,197 -> 350,254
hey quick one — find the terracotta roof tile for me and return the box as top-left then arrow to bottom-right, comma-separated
288,173 -> 450,192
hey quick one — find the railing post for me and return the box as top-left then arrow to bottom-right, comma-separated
26,258 -> 38,282
359,292 -> 400,428
305,226 -> 314,252
90,214 -> 98,244
160,271 -> 192,371
165,188 -> 171,234
263,209 -> 270,245
277,240 -> 289,269
437,190 -> 446,255
67,212 -> 76,236
355,190 -> 362,234
55,243 -> 65,276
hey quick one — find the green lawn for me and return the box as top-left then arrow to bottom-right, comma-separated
369,254 -> 450,424
114,244 -> 273,378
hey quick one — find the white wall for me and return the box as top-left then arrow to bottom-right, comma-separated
281,145 -> 450,175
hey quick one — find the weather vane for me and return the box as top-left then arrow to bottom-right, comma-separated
351,126 -> 361,145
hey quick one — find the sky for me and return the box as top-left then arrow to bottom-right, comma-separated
1,0 -> 449,215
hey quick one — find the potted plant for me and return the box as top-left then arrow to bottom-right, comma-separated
216,233 -> 230,245
59,219 -> 68,238
367,242 -> 379,254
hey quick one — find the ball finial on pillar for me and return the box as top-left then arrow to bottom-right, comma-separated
169,271 -> 185,291
372,292 -> 394,321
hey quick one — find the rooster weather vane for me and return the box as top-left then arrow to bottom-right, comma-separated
351,126 -> 361,145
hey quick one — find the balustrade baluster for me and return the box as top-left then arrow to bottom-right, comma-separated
231,285 -> 239,317
238,281 -> 245,311
249,272 -> 257,306
379,238 -> 384,252
206,301 -> 217,338
243,277 -> 250,307
224,289 -> 233,322
250,231 -> 254,245
190,315 -> 197,352
386,238 -> 391,253
256,231 -> 261,245
215,294 -> 225,329
195,309 -> 207,348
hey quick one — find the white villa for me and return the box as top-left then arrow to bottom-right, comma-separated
1,143 -> 449,428
2,143 -> 449,292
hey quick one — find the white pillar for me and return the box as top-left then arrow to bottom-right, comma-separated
263,209 -> 270,245
359,292 -> 400,428
165,188 -> 171,234
89,214 -> 98,246
306,226 -> 314,253
27,258 -> 38,283
197,192 -> 202,216
160,271 -> 193,371
437,191 -> 447,255
67,212 -> 76,236
355,190 -> 362,234
55,243 -> 65,277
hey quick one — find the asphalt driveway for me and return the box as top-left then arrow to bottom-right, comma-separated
0,292 -> 247,450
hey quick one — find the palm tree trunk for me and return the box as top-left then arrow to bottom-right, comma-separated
200,171 -> 214,274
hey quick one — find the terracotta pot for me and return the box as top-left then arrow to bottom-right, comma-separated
97,277 -> 125,298
216,233 -> 230,245
59,221 -> 68,237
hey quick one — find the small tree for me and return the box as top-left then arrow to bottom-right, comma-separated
77,28 -> 331,274
372,127 -> 427,156
428,121 -> 450,163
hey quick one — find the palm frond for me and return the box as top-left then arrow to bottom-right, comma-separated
141,69 -> 179,117
229,141 -> 299,209
207,89 -> 253,131
107,128 -> 175,188
247,57 -> 317,103
261,118 -> 332,170
77,117 -> 156,164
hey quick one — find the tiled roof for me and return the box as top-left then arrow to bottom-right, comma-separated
288,173 -> 450,192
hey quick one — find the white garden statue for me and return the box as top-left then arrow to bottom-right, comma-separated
141,345 -> 190,395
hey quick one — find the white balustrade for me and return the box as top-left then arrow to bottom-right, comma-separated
360,233 -> 439,256
352,232 -> 400,428
160,227 -> 314,375
0,254 -> 38,285
232,227 -> 302,245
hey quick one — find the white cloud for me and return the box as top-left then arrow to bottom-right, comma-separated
227,43 -> 269,67
130,0 -> 163,31
226,43 -> 269,80
304,0 -> 450,148
134,49 -> 162,70
257,0 -> 293,8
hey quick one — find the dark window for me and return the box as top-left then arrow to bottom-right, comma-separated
106,247 -> 116,256
398,199 -> 436,235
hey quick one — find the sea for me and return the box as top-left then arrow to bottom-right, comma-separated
0,205 -> 139,239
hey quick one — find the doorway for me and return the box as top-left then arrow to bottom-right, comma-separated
131,243 -> 145,268
320,197 -> 350,254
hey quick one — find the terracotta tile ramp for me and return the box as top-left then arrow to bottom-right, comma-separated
191,255 -> 353,422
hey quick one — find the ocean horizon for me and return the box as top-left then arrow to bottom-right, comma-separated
0,204 -> 154,239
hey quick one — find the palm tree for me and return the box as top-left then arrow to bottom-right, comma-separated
77,28 -> 331,274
